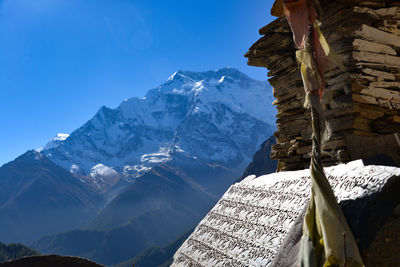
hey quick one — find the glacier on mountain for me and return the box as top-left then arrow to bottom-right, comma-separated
39,68 -> 276,183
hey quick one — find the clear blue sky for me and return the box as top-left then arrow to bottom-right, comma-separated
0,0 -> 274,166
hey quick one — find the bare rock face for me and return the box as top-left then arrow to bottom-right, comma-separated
0,255 -> 104,267
245,0 -> 400,171
363,205 -> 400,267
237,136 -> 278,182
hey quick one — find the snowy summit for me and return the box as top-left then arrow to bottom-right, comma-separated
38,68 -> 276,183
36,133 -> 69,152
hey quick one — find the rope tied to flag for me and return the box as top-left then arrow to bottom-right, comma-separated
272,0 -> 365,266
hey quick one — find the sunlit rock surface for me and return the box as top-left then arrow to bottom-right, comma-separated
172,160 -> 400,266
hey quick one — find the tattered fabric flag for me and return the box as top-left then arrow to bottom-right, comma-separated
273,0 -> 344,99
272,0 -> 364,266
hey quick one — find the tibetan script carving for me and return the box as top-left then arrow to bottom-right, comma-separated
172,161 -> 400,267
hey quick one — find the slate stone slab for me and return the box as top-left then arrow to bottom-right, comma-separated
171,160 -> 400,267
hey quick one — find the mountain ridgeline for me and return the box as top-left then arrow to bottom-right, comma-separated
0,242 -> 39,262
0,151 -> 103,244
0,68 -> 277,265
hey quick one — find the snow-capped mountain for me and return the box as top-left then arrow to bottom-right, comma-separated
40,68 -> 276,186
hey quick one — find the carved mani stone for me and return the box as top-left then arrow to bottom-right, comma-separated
171,161 -> 400,266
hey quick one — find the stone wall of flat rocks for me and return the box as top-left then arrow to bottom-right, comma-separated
245,0 -> 400,171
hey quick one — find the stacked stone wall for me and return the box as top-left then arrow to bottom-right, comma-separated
245,0 -> 400,171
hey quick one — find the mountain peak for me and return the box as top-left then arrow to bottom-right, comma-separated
167,67 -> 251,84
39,67 -> 276,180
149,67 -> 266,101
36,133 -> 69,152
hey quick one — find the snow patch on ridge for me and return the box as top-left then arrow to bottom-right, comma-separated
89,164 -> 120,190
123,165 -> 151,181
90,164 -> 118,178
141,146 -> 172,164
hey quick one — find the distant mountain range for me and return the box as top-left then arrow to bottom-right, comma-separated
0,67 -> 277,265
